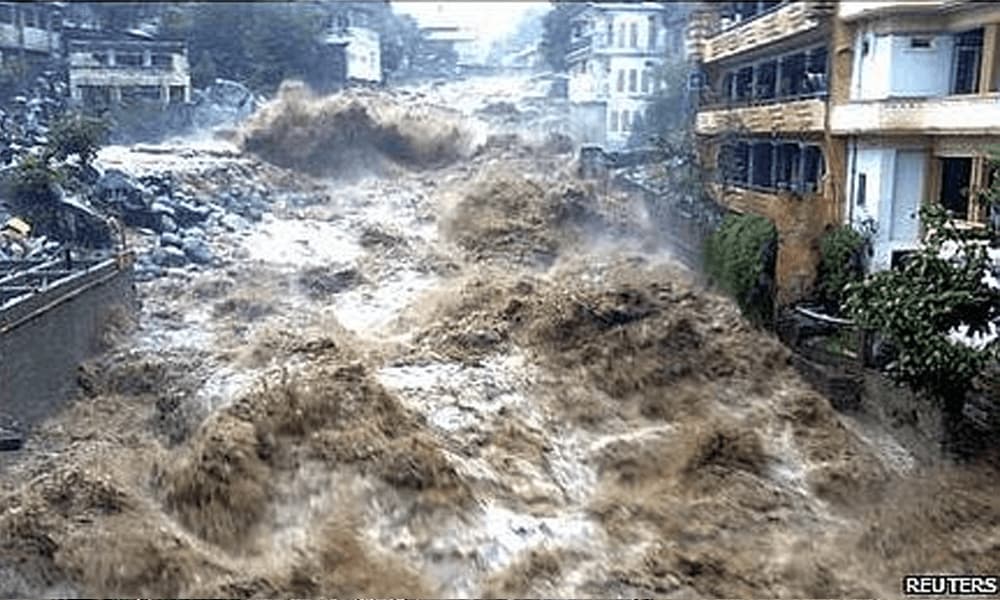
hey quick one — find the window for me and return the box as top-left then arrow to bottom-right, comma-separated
647,16 -> 657,50
755,60 -> 777,100
617,69 -> 625,92
722,71 -> 735,101
722,142 -> 750,184
775,143 -> 801,189
607,21 -> 614,46
861,38 -> 870,57
629,22 -> 638,48
117,53 -> 143,68
909,36 -> 933,49
856,173 -> 867,206
121,85 -> 162,102
628,69 -> 637,92
803,145 -> 823,191
618,23 -> 626,47
169,86 -> 186,103
735,66 -> 753,101
151,54 -> 173,69
621,110 -> 631,131
805,47 -> 828,94
641,70 -> 651,94
940,157 -> 973,219
779,52 -> 806,97
952,28 -> 983,94
22,7 -> 37,27
751,142 -> 774,188
610,110 -> 620,132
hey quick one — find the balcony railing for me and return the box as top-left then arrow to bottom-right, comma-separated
700,89 -> 827,111
830,94 -> 1000,135
703,2 -> 826,64
696,97 -> 828,135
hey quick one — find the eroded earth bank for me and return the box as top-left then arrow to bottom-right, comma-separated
1,77 -> 998,598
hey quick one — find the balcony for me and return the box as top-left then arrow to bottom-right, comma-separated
0,23 -> 60,54
837,1 -> 970,21
830,94 -> 1000,135
696,97 -> 827,136
703,2 -> 827,64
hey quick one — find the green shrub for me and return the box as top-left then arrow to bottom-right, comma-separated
46,112 -> 110,165
845,204 -> 1000,418
704,213 -> 778,325
817,225 -> 866,313
7,156 -> 64,234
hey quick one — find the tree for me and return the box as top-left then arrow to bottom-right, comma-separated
705,213 -> 778,326
539,2 -> 583,72
6,155 -> 64,238
45,113 -> 110,166
816,225 -> 867,313
845,204 -> 1000,426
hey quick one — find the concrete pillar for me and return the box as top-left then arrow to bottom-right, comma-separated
981,24 -> 999,94
108,48 -> 116,67
143,50 -> 152,68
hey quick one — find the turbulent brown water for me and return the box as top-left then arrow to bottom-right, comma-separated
0,77 -> 998,598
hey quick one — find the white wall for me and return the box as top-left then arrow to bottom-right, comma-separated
605,96 -> 654,149
605,10 -> 660,51
608,55 -> 661,98
889,34 -> 953,97
851,31 -> 954,100
345,27 -> 381,83
847,144 -> 927,271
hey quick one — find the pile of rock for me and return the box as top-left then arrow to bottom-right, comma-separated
92,169 -> 281,281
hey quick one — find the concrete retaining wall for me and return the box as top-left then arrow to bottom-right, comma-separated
0,256 -> 136,428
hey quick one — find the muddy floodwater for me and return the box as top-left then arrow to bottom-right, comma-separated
1,75 -> 998,598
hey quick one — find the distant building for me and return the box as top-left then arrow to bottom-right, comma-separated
0,2 -> 62,65
323,3 -> 382,85
417,25 -> 475,76
565,2 -> 688,150
67,37 -> 191,108
502,44 -> 543,71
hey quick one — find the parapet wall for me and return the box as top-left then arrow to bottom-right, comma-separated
0,255 -> 136,428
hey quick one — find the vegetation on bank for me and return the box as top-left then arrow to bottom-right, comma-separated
704,213 -> 778,326
844,205 -> 999,420
5,113 -> 109,233
817,225 -> 867,313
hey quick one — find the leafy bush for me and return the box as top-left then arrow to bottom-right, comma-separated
46,113 -> 110,165
817,225 -> 867,313
845,205 -> 1000,414
705,213 -> 778,325
6,156 -> 64,234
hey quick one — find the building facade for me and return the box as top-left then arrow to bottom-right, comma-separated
67,38 -> 191,108
693,0 -> 1000,304
0,2 -> 62,64
324,3 -> 382,85
831,0 -> 1000,271
566,2 -> 686,150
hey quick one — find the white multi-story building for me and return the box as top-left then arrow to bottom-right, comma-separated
566,2 -> 685,150
324,5 -> 381,84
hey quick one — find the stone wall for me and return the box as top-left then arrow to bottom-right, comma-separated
0,258 -> 136,428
